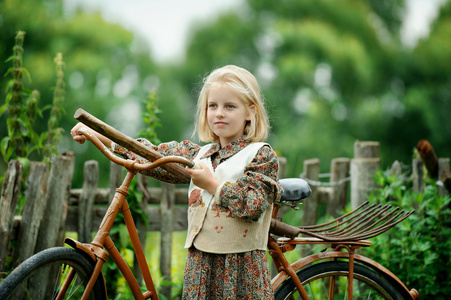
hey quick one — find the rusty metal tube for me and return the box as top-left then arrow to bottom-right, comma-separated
270,219 -> 300,238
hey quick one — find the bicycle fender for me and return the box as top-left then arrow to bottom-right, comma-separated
64,238 -> 109,298
271,251 -> 418,299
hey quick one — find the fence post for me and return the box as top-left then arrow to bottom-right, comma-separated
438,158 -> 450,196
20,154 -> 75,298
133,174 -> 150,286
278,157 -> 287,179
78,160 -> 99,243
109,161 -> 123,204
160,182 -> 175,299
302,159 -> 320,226
327,158 -> 350,218
412,158 -> 424,193
13,162 -> 48,267
0,160 -> 23,275
35,153 -> 75,253
350,141 -> 380,209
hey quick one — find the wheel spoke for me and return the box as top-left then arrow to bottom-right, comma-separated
0,247 -> 106,300
274,262 -> 404,300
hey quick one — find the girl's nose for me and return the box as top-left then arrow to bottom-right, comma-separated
216,107 -> 225,118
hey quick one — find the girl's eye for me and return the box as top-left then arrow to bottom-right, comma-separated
226,105 -> 235,109
208,103 -> 217,108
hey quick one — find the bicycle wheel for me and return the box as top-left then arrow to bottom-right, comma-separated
0,247 -> 106,300
274,261 -> 406,300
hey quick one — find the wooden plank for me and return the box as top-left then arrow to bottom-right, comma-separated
64,205 -> 188,232
0,160 -> 23,274
302,158 -> 320,226
438,158 -> 450,196
327,158 -> 350,217
35,153 -> 75,253
74,108 -> 191,184
160,182 -> 175,299
412,158 -> 424,194
78,160 -> 99,243
350,141 -> 380,209
70,187 -> 189,205
13,162 -> 48,266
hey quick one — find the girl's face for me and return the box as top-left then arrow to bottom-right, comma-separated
206,83 -> 253,147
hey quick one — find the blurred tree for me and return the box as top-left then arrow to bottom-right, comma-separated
2,0 -> 449,184
404,1 -> 451,153
177,0 -> 450,177
0,0 -> 163,185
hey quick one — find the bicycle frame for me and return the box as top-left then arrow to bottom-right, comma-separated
57,124 -> 419,300
64,168 -> 159,300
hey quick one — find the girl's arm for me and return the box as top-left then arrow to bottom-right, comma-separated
215,145 -> 283,222
112,139 -> 201,183
70,122 -> 201,183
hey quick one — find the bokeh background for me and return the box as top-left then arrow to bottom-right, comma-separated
1,0 -> 450,186
2,1 -> 450,298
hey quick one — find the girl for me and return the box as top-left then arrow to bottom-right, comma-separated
71,65 -> 283,299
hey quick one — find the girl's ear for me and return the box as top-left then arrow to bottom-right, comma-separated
246,104 -> 257,121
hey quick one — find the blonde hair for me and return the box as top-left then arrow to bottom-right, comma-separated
195,65 -> 270,143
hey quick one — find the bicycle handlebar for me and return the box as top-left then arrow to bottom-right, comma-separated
74,108 -> 191,183
77,127 -> 198,172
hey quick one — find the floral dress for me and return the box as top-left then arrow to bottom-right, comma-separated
112,137 -> 283,299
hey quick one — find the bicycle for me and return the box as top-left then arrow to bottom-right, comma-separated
0,109 -> 419,299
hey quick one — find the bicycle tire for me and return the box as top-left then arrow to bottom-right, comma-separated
274,261 -> 405,300
0,247 -> 106,300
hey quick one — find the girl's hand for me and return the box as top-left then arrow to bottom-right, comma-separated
186,162 -> 221,195
70,122 -> 88,144
70,122 -> 113,147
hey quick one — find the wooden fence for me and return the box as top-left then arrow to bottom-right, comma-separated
1,141 -> 449,298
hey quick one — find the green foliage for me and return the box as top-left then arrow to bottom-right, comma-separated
0,0 -> 159,185
365,169 -> 451,299
176,0 -> 451,178
43,53 -> 65,163
138,89 -> 162,145
1,31 -> 34,162
1,31 -> 65,165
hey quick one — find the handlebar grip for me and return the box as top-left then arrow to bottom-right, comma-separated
270,219 -> 300,238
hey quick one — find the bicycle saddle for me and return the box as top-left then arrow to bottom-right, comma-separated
279,178 -> 311,202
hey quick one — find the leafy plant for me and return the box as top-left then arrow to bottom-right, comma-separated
1,31 -> 66,164
365,169 -> 451,299
138,89 -> 161,145
1,31 -> 36,164
42,52 -> 65,163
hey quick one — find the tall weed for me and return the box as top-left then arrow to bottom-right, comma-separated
1,31 -> 65,165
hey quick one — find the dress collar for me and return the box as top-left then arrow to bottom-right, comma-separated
200,137 -> 251,160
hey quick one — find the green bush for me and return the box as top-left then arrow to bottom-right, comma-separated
365,169 -> 451,299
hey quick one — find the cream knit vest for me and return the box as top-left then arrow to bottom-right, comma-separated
184,142 -> 273,253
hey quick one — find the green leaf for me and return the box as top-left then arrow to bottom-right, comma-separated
0,103 -> 8,118
17,157 -> 30,171
1,137 -> 10,156
41,104 -> 52,111
424,252 -> 438,266
22,67 -> 32,83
